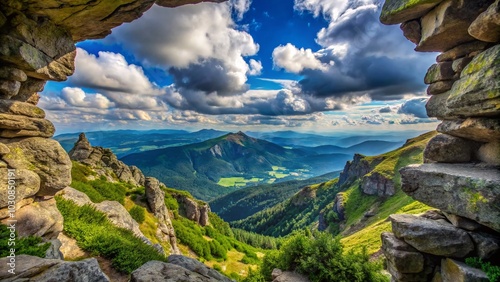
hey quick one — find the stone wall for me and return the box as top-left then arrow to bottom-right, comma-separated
380,0 -> 500,281
0,0 -> 223,242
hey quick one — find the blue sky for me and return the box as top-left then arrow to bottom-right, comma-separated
41,0 -> 439,134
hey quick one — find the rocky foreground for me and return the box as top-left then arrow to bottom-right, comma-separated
379,0 -> 500,281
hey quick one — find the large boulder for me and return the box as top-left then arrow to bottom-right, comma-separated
380,0 -> 443,25
437,118 -> 500,143
1,137 -> 71,196
0,255 -> 109,282
423,134 -> 476,163
361,172 -> 395,196
0,168 -> 40,208
130,259 -> 232,282
446,45 -> 500,117
400,163 -> 500,232
4,198 -> 63,240
390,214 -> 474,258
441,258 -> 489,282
168,255 -> 233,282
417,0 -> 494,52
468,0 -> 500,43
381,232 -> 425,274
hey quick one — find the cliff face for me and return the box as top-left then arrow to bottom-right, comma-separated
380,1 -> 500,281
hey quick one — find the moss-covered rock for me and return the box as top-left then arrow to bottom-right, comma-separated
380,0 -> 443,25
447,45 -> 500,117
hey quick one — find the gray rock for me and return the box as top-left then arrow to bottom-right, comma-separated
441,258 -> 489,282
0,80 -> 20,99
0,113 -> 55,138
447,44 -> 500,117
361,171 -> 395,196
45,239 -> 64,259
423,134 -> 475,163
130,165 -> 145,187
338,154 -> 372,187
437,118 -> 500,143
334,193 -> 346,221
56,187 -> 92,207
57,232 -> 87,260
12,198 -> 63,240
273,271 -> 310,282
0,99 -> 45,118
400,163 -> 500,232
168,255 -> 233,282
452,57 -> 473,73
145,177 -> 180,254
401,20 -> 422,45
390,214 -> 474,258
468,0 -> 500,42
0,255 -> 109,282
437,41 -> 491,62
14,77 -> 45,104
443,212 -> 483,231
477,142 -> 500,166
427,80 -> 455,95
417,0 -> 492,52
469,232 -> 500,259
0,67 -> 27,82
272,268 -> 283,280
1,137 -> 71,195
131,260 -> 231,282
420,210 -> 447,221
69,133 -> 93,161
382,232 -> 424,274
94,200 -> 149,242
424,62 -> 455,84
380,0 -> 442,25
0,168 -> 40,208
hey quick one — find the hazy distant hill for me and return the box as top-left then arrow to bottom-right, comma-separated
55,129 -> 228,157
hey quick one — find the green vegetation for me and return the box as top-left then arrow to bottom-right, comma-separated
466,257 -> 500,282
232,228 -> 282,250
218,177 -> 262,187
210,171 -> 340,222
232,179 -> 340,237
0,224 -> 50,258
129,205 -> 146,224
245,231 -> 387,282
56,197 -> 166,273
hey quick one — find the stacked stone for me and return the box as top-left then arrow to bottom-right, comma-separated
380,0 -> 500,281
0,0 -> 223,256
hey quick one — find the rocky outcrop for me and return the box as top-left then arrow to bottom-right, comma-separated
145,177 -> 180,254
69,133 -> 141,186
380,0 -> 500,280
0,0 -> 222,246
400,163 -> 500,232
168,255 -> 233,282
337,154 -> 373,187
0,255 -> 109,282
171,191 -> 211,227
361,172 -> 395,197
130,255 -> 233,282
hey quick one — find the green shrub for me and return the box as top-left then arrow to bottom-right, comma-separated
129,206 -> 146,224
258,231 -> 387,282
0,224 -> 50,258
56,197 -> 165,274
164,193 -> 179,211
213,264 -> 222,272
466,257 -> 500,282
71,161 -> 96,182
71,179 -> 127,205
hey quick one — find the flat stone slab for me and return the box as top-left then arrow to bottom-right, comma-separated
390,214 -> 474,258
441,258 -> 489,282
380,0 -> 443,25
401,163 -> 500,232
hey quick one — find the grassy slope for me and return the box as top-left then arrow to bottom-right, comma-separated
65,161 -> 262,279
232,131 -> 436,253
210,171 -> 341,222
